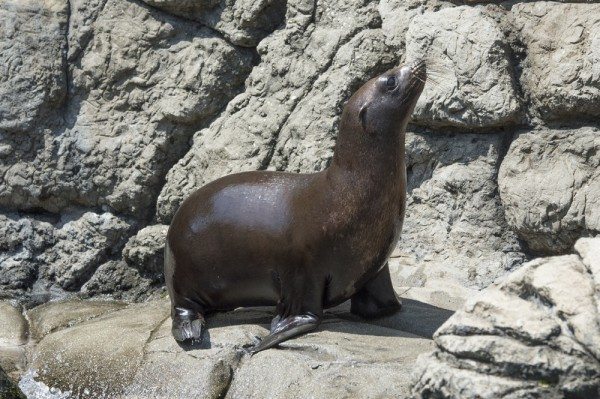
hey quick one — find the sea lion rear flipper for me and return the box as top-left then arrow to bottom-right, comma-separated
350,263 -> 402,319
248,313 -> 320,353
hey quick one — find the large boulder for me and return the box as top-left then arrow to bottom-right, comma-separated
499,127 -> 600,255
405,6 -> 520,128
412,236 -> 600,398
0,213 -> 55,296
122,224 -> 168,281
0,211 -> 134,303
511,2 -> 600,121
26,299 -> 127,342
41,212 -> 134,291
81,261 -> 157,301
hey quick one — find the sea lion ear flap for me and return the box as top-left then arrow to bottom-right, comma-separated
359,103 -> 368,133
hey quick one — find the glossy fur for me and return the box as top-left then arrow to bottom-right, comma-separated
165,62 -> 427,352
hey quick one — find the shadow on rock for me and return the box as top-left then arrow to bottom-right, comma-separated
329,298 -> 455,339
176,298 -> 453,352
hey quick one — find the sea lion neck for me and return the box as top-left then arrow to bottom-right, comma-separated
329,100 -> 406,178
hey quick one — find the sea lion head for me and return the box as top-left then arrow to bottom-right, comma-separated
347,61 -> 426,137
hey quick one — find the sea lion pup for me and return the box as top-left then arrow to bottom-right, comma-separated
165,61 -> 426,353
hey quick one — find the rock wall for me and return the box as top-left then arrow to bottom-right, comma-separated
1,0 -> 599,310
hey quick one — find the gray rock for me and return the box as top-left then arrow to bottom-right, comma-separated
499,127 -> 600,254
511,2 -> 600,121
156,0 -> 389,222
0,0 -> 67,132
411,237 -> 600,399
226,322 -> 433,399
41,212 -> 134,291
81,261 -> 156,301
267,28 -> 396,173
405,6 -> 520,128
67,0 -> 109,61
0,0 -> 254,219
141,0 -> 287,47
0,211 -> 134,302
0,302 -> 27,377
0,214 -> 55,293
391,132 -> 526,300
122,224 -> 168,280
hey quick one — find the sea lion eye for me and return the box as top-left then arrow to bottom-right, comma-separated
386,76 -> 396,89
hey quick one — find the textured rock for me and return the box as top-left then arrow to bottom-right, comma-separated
0,211 -> 134,303
0,302 -> 27,377
405,6 -> 520,128
499,127 -> 600,254
412,237 -> 600,399
0,0 -> 254,218
0,0 -> 67,132
512,2 -> 600,121
0,213 -> 55,294
156,0 -> 389,222
141,0 -> 287,47
81,261 -> 156,301
40,212 -> 134,291
391,131 -> 526,299
122,224 -> 168,281
23,299 -> 437,398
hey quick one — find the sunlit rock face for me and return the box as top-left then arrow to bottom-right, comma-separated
510,2 -> 600,122
405,6 -> 521,129
499,127 -> 600,255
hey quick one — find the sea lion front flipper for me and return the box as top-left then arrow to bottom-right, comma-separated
248,313 -> 320,353
350,263 -> 402,319
171,306 -> 205,343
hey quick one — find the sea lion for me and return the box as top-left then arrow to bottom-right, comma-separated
165,61 -> 426,353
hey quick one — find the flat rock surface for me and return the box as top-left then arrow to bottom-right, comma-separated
10,298 -> 447,398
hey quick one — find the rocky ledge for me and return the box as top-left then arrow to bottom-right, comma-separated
0,294 -> 452,399
0,237 -> 598,399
